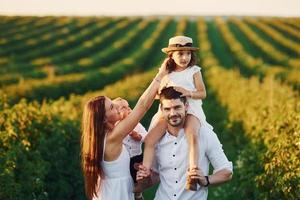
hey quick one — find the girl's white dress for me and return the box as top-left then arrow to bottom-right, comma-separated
93,144 -> 134,200
150,65 -> 213,130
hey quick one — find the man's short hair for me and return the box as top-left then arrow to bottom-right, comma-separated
159,87 -> 187,104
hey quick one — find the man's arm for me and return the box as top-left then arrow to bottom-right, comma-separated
188,126 -> 233,187
205,127 -> 233,174
188,167 -> 232,187
206,168 -> 232,186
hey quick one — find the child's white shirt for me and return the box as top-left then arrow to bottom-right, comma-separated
123,123 -> 148,158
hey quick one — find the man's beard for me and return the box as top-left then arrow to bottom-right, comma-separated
168,115 -> 184,127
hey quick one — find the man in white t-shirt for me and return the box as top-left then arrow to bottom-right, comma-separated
136,87 -> 233,200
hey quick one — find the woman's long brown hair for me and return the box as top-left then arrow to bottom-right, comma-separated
81,96 -> 106,200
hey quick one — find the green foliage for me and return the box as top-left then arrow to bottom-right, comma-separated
206,66 -> 300,199
0,95 -> 84,200
1,16 -> 300,200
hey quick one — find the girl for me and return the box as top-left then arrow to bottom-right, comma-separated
137,35 -> 212,192
80,63 -> 167,200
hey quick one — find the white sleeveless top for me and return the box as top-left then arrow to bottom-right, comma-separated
93,142 -> 134,200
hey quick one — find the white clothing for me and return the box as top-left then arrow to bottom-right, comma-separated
152,65 -> 213,129
152,125 -> 233,200
123,123 -> 148,157
94,145 -> 134,200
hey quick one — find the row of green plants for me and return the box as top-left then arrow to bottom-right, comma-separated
0,18 -> 121,75
71,18 -> 157,70
214,17 -> 265,75
263,18 -> 300,42
0,18 -> 130,83
34,18 -> 138,67
245,18 -> 300,56
229,18 -> 300,69
1,17 -> 299,85
1,17 -> 102,48
206,65 -> 300,199
2,18 -> 175,103
0,18 -> 74,55
215,17 -> 300,90
0,17 -> 57,41
14,20 -> 98,62
30,18 -> 135,67
283,18 -> 300,29
196,19 -> 300,199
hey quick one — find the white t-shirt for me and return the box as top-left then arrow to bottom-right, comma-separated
152,125 -> 233,200
123,123 -> 148,157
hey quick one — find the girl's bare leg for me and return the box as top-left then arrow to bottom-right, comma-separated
185,114 -> 200,191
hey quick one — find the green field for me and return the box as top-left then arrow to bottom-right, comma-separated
0,15 -> 299,200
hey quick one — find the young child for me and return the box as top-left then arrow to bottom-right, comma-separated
112,97 -> 148,200
136,35 -> 213,192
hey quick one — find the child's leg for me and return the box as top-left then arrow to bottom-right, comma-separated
143,118 -> 167,170
185,114 -> 200,169
185,114 -> 201,190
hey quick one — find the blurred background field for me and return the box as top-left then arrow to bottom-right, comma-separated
0,15 -> 300,200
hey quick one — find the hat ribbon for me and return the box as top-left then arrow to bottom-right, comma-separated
169,43 -> 193,47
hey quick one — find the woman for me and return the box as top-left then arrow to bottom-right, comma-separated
80,60 -> 167,200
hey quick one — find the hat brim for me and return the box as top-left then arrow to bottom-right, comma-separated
161,47 -> 199,54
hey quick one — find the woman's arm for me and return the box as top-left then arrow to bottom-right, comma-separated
110,60 -> 168,143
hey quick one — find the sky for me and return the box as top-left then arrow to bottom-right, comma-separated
0,0 -> 300,17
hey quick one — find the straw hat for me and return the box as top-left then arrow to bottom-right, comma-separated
161,35 -> 199,54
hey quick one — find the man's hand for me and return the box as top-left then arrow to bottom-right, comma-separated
188,167 -> 208,187
129,130 -> 142,141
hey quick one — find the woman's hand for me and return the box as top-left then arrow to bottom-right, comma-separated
173,86 -> 191,97
157,58 -> 169,77
136,164 -> 151,180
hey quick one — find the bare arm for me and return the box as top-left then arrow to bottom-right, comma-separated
206,169 -> 232,186
191,71 -> 206,99
188,167 -> 232,187
110,59 -> 168,144
173,71 -> 206,100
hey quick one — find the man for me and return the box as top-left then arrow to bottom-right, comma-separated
136,87 -> 233,200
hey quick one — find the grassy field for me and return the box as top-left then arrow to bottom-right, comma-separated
0,15 -> 299,200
